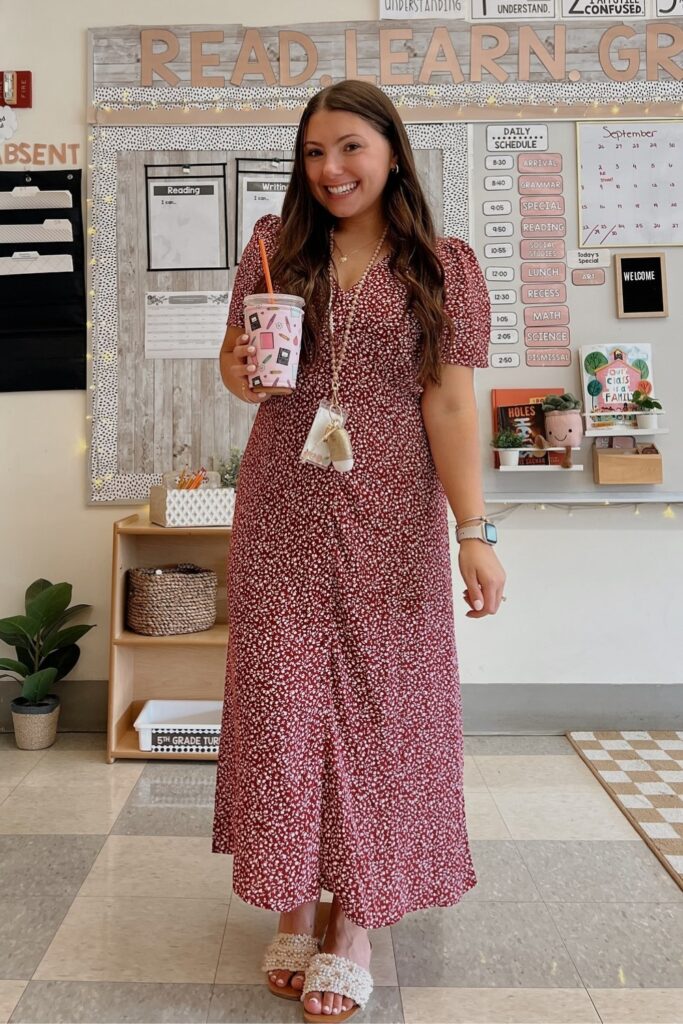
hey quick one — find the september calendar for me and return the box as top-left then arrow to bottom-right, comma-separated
578,121 -> 683,248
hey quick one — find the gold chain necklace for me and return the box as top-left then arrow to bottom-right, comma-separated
333,234 -> 382,264
327,224 -> 388,416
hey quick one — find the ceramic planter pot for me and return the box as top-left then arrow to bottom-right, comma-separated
11,695 -> 60,750
497,449 -> 520,467
636,411 -> 658,430
543,409 -> 584,447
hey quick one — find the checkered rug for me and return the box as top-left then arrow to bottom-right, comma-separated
567,731 -> 683,891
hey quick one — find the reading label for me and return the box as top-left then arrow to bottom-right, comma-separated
521,217 -> 567,238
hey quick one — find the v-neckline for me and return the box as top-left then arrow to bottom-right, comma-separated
331,253 -> 391,296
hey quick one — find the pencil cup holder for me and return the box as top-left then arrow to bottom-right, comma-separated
149,485 -> 235,527
126,564 -> 217,636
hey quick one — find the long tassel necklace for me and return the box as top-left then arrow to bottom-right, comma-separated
323,224 -> 389,473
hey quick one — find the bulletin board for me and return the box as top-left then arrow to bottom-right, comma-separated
470,119 -> 683,503
86,121 -> 458,502
86,18 -> 683,504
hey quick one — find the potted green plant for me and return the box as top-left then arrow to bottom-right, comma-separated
631,390 -> 662,430
0,580 -> 95,750
217,447 -> 243,490
491,428 -> 525,467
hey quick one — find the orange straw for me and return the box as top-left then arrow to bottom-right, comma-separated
258,238 -> 274,295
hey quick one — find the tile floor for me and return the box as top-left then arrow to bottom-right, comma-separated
1,733 -> 682,1024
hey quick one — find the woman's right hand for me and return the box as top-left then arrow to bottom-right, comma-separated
231,335 -> 271,404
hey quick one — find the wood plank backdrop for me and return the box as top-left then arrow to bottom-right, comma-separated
115,147 -> 442,478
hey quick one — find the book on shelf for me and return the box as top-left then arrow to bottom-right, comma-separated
490,387 -> 564,467
580,344 -> 654,429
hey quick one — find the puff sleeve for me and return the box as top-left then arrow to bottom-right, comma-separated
438,238 -> 490,368
226,214 -> 281,328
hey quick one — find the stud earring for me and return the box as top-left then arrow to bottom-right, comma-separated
392,163 -> 400,174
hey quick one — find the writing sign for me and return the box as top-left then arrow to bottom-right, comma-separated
614,253 -> 668,318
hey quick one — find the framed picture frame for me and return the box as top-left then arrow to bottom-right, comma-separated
614,252 -> 668,319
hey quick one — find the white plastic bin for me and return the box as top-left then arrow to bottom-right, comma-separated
133,699 -> 222,753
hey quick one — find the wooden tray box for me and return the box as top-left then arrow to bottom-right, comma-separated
592,446 -> 663,485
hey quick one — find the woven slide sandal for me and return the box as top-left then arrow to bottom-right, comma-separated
262,900 -> 332,1001
301,944 -> 373,1023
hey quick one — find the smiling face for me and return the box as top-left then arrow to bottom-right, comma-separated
302,110 -> 395,225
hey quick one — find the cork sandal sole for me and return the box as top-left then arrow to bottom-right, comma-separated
265,901 -> 332,1001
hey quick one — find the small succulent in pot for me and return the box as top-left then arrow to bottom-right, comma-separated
491,428 -> 524,467
534,393 -> 584,468
491,428 -> 525,449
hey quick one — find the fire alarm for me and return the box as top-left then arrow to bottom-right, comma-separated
1,71 -> 32,108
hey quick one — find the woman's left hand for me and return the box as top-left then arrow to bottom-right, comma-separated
458,541 -> 507,618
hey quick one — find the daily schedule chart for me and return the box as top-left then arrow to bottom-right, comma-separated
578,121 -> 683,248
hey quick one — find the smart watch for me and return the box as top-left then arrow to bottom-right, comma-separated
456,520 -> 498,545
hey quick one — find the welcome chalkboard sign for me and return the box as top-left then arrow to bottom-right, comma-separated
614,253 -> 668,319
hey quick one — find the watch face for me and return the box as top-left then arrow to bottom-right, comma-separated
484,522 -> 498,544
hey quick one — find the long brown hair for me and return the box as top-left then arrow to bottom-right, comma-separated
259,80 -> 452,387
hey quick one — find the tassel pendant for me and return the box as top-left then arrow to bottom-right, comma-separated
322,422 -> 354,473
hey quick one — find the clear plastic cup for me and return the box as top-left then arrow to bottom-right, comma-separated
243,294 -> 305,395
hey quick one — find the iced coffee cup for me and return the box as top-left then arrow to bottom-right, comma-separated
243,294 -> 305,395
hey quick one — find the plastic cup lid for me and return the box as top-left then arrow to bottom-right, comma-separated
244,293 -> 305,309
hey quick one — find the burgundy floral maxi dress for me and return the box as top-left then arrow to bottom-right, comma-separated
212,214 -> 490,929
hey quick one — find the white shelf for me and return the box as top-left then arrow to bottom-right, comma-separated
482,492 -> 683,504
583,411 -> 666,418
585,427 -> 669,437
515,446 -> 582,452
498,465 -> 584,472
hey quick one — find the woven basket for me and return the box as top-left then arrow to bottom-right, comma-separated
126,563 -> 217,636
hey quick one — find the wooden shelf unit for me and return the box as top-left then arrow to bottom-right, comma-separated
108,513 -> 231,763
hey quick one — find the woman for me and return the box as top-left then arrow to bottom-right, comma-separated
213,80 -> 506,1023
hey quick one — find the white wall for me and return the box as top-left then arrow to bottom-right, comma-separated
2,0 -> 681,693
